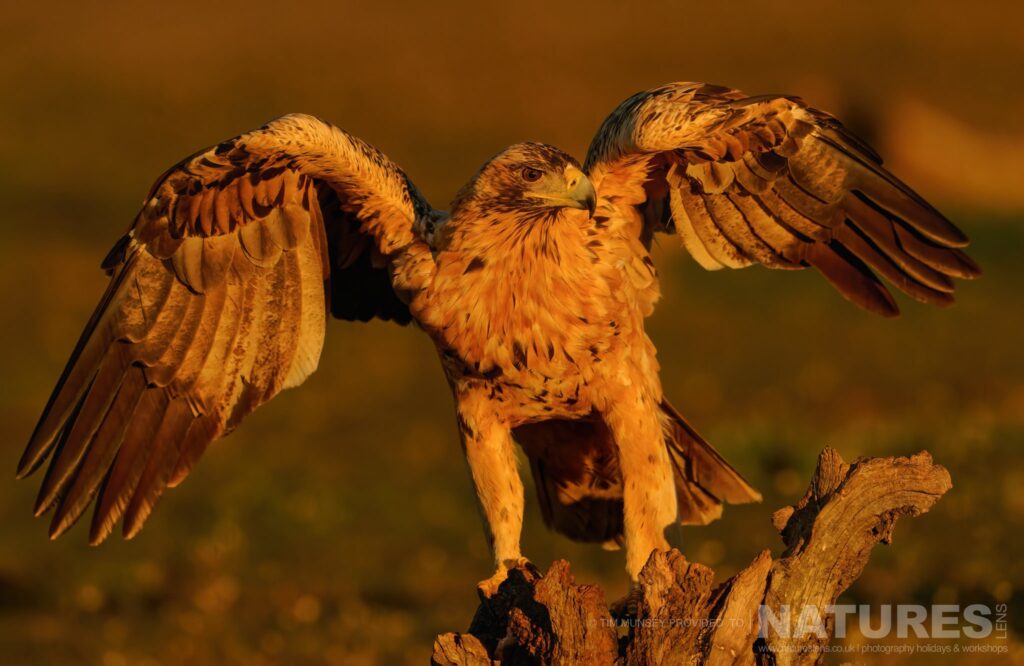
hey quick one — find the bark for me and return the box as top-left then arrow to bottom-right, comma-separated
432,448 -> 952,665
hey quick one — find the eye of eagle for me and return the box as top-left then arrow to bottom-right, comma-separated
521,167 -> 542,183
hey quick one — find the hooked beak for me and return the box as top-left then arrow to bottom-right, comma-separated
564,165 -> 597,217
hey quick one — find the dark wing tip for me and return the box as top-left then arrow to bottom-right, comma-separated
878,302 -> 902,318
87,529 -> 108,547
862,288 -> 901,318
807,242 -> 902,317
955,250 -> 983,279
17,427 -> 58,480
941,220 -> 971,248
48,500 -> 84,540
15,456 -> 37,480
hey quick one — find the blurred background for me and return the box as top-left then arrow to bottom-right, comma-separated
1,1 -> 1022,663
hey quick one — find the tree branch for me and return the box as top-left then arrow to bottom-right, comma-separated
432,448 -> 952,665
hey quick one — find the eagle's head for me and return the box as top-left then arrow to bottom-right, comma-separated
450,142 -> 597,222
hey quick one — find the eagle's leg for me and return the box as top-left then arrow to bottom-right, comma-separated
456,399 -> 529,599
602,391 -> 679,580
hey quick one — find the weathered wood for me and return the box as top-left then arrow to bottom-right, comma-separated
761,449 -> 951,665
432,448 -> 951,665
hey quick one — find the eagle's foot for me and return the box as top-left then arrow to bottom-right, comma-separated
609,581 -> 643,621
476,557 -> 539,601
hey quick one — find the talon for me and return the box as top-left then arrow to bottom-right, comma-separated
476,571 -> 508,601
511,557 -> 541,582
476,557 -> 537,600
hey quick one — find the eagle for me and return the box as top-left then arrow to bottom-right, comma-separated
18,82 -> 979,597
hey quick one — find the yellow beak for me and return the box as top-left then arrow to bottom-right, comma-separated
564,165 -> 597,216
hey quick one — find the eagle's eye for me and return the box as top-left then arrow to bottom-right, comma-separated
521,167 -> 542,183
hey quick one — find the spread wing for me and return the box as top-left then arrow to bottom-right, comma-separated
584,82 -> 981,316
18,114 -> 438,543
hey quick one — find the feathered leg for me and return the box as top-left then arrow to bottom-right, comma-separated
601,389 -> 678,580
456,393 -> 530,598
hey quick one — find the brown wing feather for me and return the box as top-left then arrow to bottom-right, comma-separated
34,344 -> 130,512
18,254 -> 140,478
48,369 -> 147,538
20,114 -> 437,542
585,82 -> 980,316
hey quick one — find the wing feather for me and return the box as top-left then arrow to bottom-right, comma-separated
121,399 -> 199,539
48,369 -> 147,538
755,188 -> 831,241
17,255 -> 138,476
727,192 -> 803,266
806,242 -> 899,317
666,170 -> 725,270
584,82 -> 979,315
167,279 -> 251,487
120,258 -> 178,342
166,278 -> 230,398
843,194 -> 954,292
238,216 -> 284,267
34,344 -> 130,513
703,192 -> 785,266
143,292 -> 209,387
131,281 -> 193,367
834,225 -> 954,306
20,114 -> 438,542
893,224 -> 980,278
88,388 -> 172,544
675,184 -> 752,268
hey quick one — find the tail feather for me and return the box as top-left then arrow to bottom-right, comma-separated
659,399 -> 762,526
517,417 -> 624,545
518,402 -> 761,544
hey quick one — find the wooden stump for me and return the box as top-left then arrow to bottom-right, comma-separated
432,448 -> 952,665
